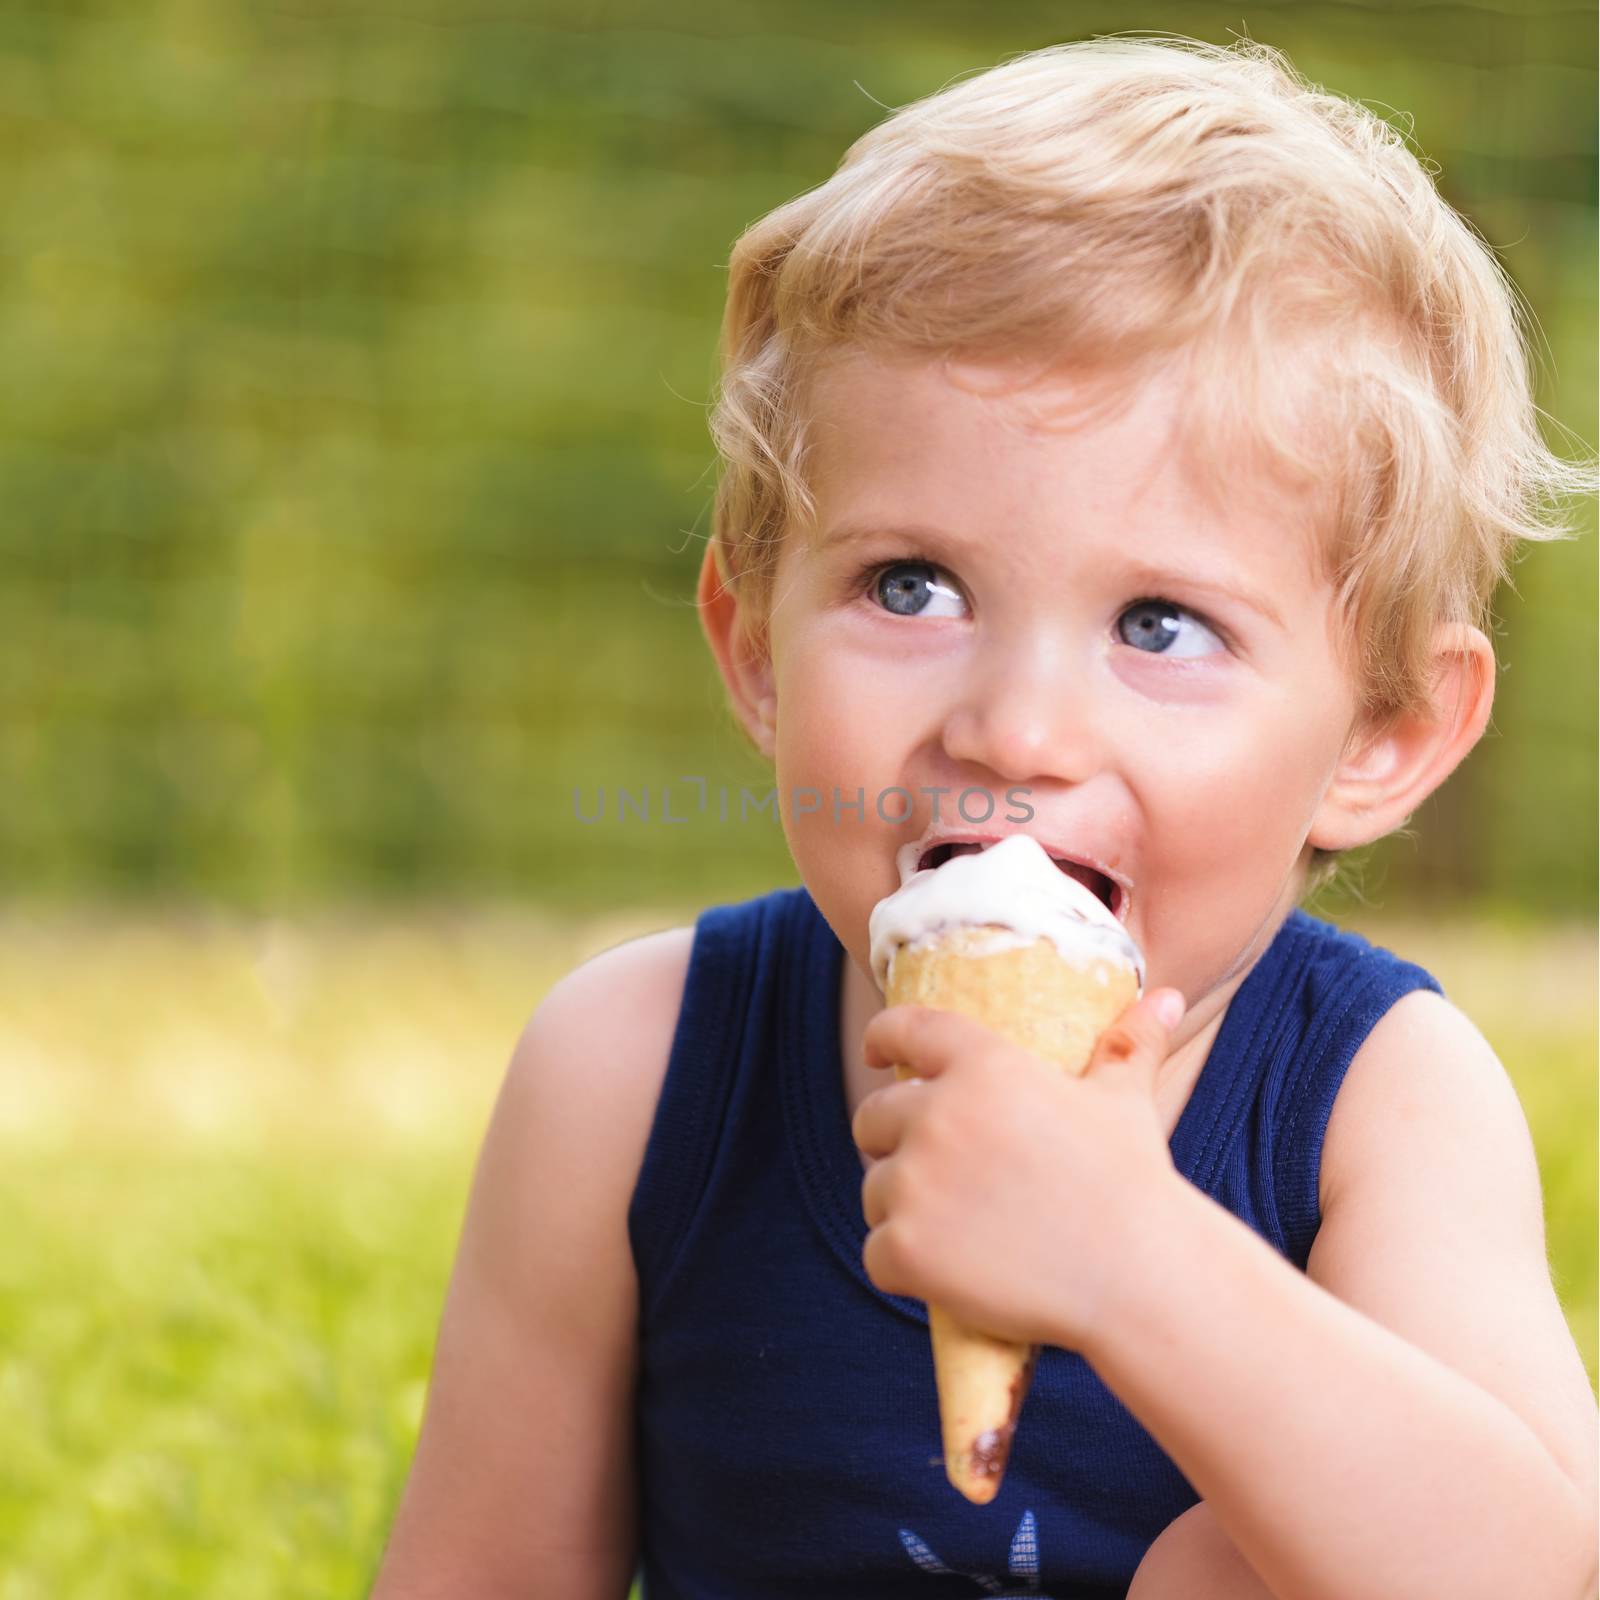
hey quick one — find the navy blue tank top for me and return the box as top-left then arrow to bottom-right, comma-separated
628,886 -> 1441,1599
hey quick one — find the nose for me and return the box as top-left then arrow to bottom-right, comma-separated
939,634 -> 1103,787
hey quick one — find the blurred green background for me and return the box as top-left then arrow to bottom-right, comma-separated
1,2 -> 1592,1596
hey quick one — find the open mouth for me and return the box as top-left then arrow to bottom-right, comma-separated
916,840 -> 1123,919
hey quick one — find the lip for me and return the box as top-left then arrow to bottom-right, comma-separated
901,825 -> 1133,922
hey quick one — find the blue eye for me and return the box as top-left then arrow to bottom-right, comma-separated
871,561 -> 967,619
1116,600 -> 1225,658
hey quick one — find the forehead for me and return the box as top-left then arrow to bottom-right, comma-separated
796,346 -> 1329,589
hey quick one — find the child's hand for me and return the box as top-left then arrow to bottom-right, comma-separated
852,990 -> 1189,1352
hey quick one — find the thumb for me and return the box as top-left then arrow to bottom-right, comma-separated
1083,988 -> 1184,1093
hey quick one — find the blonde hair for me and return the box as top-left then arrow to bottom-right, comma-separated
705,35 -> 1594,886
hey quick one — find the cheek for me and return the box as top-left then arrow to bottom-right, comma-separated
769,634 -> 934,883
775,675 -> 868,787
773,631 -> 914,781
1133,696 -> 1341,857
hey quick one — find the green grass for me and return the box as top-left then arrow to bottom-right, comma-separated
0,1153 -> 458,1599
2,904 -> 1592,1597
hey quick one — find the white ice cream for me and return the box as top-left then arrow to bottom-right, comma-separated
868,833 -> 1144,993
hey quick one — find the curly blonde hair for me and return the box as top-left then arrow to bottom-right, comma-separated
705,35 -> 1593,888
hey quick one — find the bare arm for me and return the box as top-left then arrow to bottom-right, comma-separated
1110,991 -> 1596,1600
1127,1502 -> 1275,1599
370,927 -> 694,1600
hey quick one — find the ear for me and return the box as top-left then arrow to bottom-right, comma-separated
1309,623 -> 1496,853
697,541 -> 778,758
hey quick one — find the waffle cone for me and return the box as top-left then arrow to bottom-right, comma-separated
885,926 -> 1138,1504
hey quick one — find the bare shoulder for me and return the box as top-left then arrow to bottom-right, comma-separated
1315,989 -> 1544,1247
484,923 -> 698,1253
370,923 -> 695,1599
517,922 -> 698,1156
1309,987 -> 1597,1501
536,920 -> 698,1040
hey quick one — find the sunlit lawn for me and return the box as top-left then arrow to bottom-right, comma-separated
2,902 -> 1593,1597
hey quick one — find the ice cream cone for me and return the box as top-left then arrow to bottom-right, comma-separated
884,925 -> 1138,1504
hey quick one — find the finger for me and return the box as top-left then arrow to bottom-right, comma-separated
1083,988 -> 1185,1092
859,1151 -> 896,1229
861,1004 -> 989,1079
851,1081 -> 928,1160
862,1220 -> 914,1300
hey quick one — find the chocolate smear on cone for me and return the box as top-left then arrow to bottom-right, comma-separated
956,1344 -> 1038,1501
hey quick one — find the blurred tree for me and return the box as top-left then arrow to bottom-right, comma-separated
0,1 -> 1591,913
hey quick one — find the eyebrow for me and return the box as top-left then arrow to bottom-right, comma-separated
1117,561 -> 1287,631
819,521 -> 1288,630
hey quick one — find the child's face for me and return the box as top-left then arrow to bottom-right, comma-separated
757,347 -> 1367,1012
